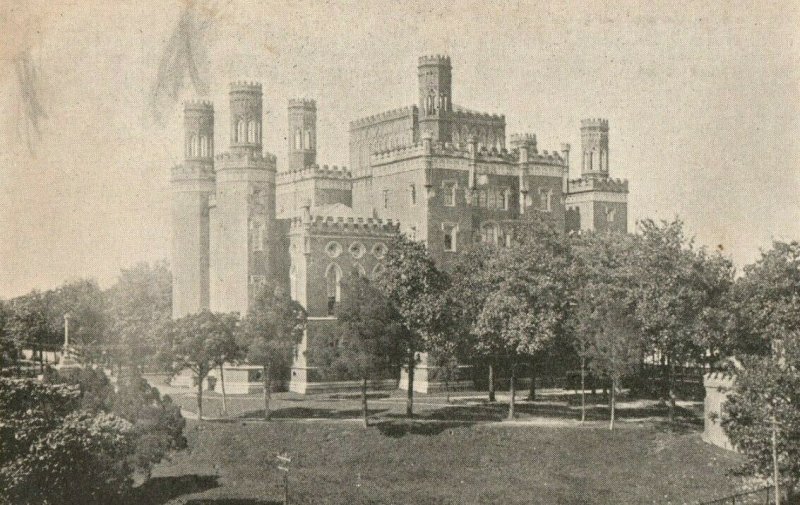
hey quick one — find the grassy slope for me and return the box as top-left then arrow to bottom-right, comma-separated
143,420 -> 742,505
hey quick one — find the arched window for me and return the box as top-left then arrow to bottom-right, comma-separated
326,263 -> 342,315
248,120 -> 257,143
304,130 -> 312,149
188,134 -> 197,157
237,120 -> 246,144
294,129 -> 302,150
501,189 -> 510,211
371,263 -> 386,279
199,136 -> 208,157
481,222 -> 499,245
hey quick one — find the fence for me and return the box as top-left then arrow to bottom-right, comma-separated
698,486 -> 787,505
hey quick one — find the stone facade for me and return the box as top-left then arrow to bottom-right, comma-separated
170,55 -> 632,394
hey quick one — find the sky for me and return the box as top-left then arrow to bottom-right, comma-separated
1,0 -> 799,298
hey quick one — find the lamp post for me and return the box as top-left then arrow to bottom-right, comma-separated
63,312 -> 71,352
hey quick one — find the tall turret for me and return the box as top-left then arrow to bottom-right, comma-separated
210,83 -> 277,315
580,118 -> 609,178
287,99 -> 317,171
418,55 -> 452,115
229,82 -> 263,155
418,55 -> 452,142
171,101 -> 215,317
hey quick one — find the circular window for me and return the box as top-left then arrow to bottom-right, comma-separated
349,241 -> 366,259
325,241 -> 342,258
372,242 -> 387,259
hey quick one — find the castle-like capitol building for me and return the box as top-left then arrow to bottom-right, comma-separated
171,55 -> 629,393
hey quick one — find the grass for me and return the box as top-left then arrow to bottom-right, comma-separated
141,411 -> 743,504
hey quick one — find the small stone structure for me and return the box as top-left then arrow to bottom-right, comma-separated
703,371 -> 736,451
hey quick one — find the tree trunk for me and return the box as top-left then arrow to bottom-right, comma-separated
219,364 -> 228,417
406,350 -> 414,418
263,364 -> 272,421
580,356 -> 586,424
667,359 -> 676,424
361,376 -> 369,428
772,415 -> 781,505
196,373 -> 204,422
488,362 -> 496,403
507,364 -> 516,420
609,376 -> 616,431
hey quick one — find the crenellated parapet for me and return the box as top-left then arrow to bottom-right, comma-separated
230,81 -> 262,93
183,100 -> 214,111
451,108 -> 505,124
215,150 -> 277,171
290,214 -> 399,236
418,54 -> 451,67
277,164 -> 351,184
350,106 -> 417,130
581,118 -> 609,130
170,161 -> 215,182
568,176 -> 628,194
288,98 -> 316,109
370,140 -> 567,167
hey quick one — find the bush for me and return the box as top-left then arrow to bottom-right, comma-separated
0,378 -> 135,505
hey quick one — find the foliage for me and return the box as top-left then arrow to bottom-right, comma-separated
373,235 -> 450,415
241,283 -> 306,420
51,279 -> 108,364
0,378 -> 135,505
722,343 -> 800,501
5,290 -> 60,359
105,261 -> 172,370
734,241 -> 800,356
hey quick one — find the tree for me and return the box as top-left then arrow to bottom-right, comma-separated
241,284 -> 306,421
167,310 -> 239,421
722,342 -> 800,503
472,219 -> 571,420
586,301 -> 642,430
50,279 -> 108,365
0,300 -> 14,371
373,235 -> 450,417
629,219 -> 708,423
105,261 -> 172,374
312,273 -> 404,427
5,290 -> 59,373
0,378 -> 135,505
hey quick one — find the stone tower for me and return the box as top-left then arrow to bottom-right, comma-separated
170,101 -> 215,318
287,99 -> 317,171
210,83 -> 277,315
418,55 -> 452,142
580,118 -> 609,178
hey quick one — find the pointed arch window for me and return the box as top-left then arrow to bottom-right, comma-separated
189,134 -> 198,157
304,130 -> 312,149
295,129 -> 302,149
326,263 -> 342,315
247,120 -> 257,143
237,120 -> 246,144
199,136 -> 208,157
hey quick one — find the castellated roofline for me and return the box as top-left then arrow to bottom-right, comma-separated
568,176 -> 628,193
288,98 -> 317,109
509,133 -> 536,143
183,100 -> 214,111
230,81 -> 263,93
418,54 -> 451,67
350,106 -> 417,129
451,108 -> 505,122
370,141 -> 566,166
580,118 -> 609,129
276,164 -> 351,183
290,214 -> 399,236
215,150 -> 277,170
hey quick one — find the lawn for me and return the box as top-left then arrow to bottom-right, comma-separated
138,415 -> 744,505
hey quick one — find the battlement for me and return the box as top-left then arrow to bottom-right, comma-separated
230,81 -> 262,93
418,54 -> 451,67
215,150 -> 277,170
170,162 -> 215,182
291,214 -> 399,236
370,140 -> 566,166
581,118 -> 609,129
289,98 -> 316,109
568,176 -> 628,193
350,106 -> 416,129
509,133 -> 536,144
277,164 -> 351,183
560,143 -> 571,152
184,100 -> 214,111
451,108 -> 505,123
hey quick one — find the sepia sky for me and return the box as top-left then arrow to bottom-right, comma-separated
1,0 -> 799,298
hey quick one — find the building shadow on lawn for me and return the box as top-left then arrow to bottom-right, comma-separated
374,419 -> 472,438
240,406 -> 390,420
129,474 -> 220,505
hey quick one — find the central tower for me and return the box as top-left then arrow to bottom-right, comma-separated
418,55 -> 452,142
287,99 -> 317,171
210,82 -> 277,315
